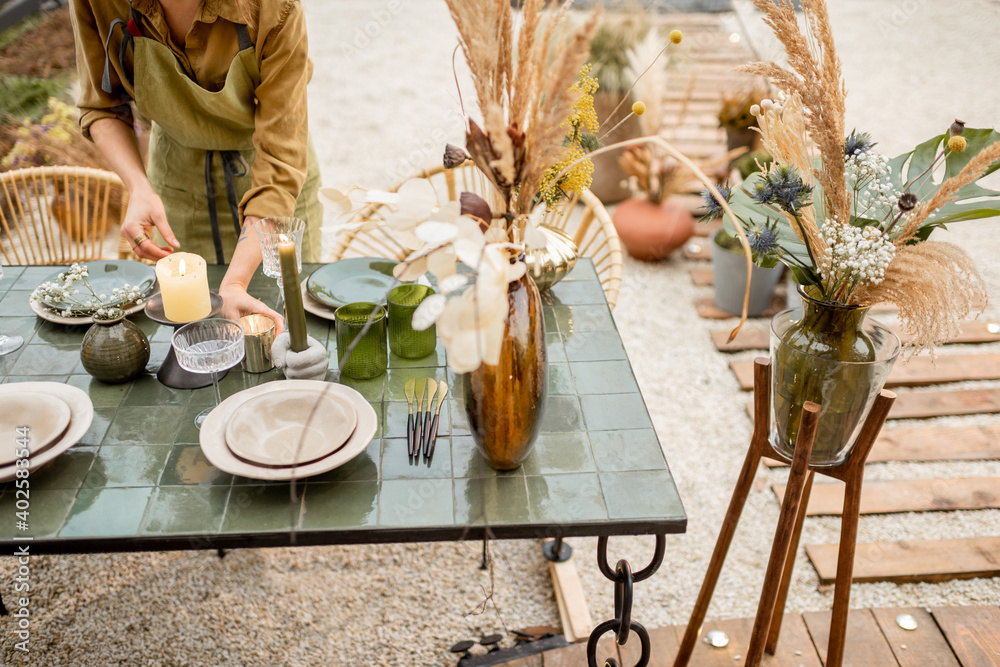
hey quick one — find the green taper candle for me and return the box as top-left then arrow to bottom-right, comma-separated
277,234 -> 308,352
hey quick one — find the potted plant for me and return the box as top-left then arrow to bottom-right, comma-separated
709,226 -> 783,317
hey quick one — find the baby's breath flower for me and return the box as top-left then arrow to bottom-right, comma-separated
821,223 -> 896,287
669,30 -> 683,44
947,135 -> 967,153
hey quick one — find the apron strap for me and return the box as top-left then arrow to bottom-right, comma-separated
101,5 -> 143,93
204,150 -> 250,264
236,24 -> 252,51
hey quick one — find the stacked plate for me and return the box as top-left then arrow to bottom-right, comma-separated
29,260 -> 157,325
0,383 -> 95,483
200,380 -> 377,480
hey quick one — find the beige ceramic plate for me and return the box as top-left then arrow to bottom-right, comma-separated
30,295 -> 150,326
0,392 -> 72,466
301,283 -> 338,321
200,380 -> 377,481
0,383 -> 94,483
225,389 -> 358,467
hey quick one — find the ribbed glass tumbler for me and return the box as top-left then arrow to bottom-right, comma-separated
335,302 -> 388,380
387,284 -> 436,359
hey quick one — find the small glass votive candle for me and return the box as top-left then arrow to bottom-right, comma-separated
387,284 -> 437,359
335,302 -> 388,380
239,314 -> 276,373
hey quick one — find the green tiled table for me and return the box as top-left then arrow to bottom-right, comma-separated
0,260 -> 686,556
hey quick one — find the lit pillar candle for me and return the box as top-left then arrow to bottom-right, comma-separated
278,234 -> 308,352
154,252 -> 211,323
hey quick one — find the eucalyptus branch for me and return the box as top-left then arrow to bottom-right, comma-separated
547,135 -> 755,340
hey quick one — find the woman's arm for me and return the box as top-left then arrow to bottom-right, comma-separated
89,117 -> 179,260
219,216 -> 286,333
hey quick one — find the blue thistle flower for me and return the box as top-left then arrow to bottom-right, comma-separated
699,183 -> 731,219
766,165 -> 812,214
750,179 -> 774,204
747,221 -> 778,255
844,130 -> 875,157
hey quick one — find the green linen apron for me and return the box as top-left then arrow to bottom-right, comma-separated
109,13 -> 322,263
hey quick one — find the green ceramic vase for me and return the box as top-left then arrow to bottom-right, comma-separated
463,271 -> 547,471
769,287 -> 900,467
80,311 -> 151,384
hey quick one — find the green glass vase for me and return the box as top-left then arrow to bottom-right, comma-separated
769,287 -> 900,467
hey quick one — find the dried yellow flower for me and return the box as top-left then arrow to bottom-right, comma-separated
632,101 -> 646,116
948,135 -> 967,153
669,30 -> 683,44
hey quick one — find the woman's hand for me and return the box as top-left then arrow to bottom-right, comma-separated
122,184 -> 180,260
219,282 -> 286,335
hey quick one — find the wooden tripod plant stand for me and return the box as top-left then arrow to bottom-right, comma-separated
673,358 -> 896,667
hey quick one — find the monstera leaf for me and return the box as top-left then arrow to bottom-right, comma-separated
888,127 -> 1000,239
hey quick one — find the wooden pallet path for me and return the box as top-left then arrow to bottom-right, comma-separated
730,354 -> 1000,391
496,606 -> 1000,666
772,477 -> 1000,516
807,537 -> 1000,585
762,423 -> 1000,468
712,321 -> 1000,352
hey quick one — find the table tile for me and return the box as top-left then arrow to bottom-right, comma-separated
142,486 -> 230,535
12,266 -> 61,290
589,430 -> 666,473
387,341 -> 446,369
301,481 -> 377,529
521,432 -> 594,475
102,406 -> 185,445
570,360 -> 639,395
454,476 -> 530,525
60,487 -> 154,537
385,367 -> 450,402
382,400 -> 413,439
83,445 -> 172,488
600,471 -> 685,521
336,373 -> 385,403
0,489 -> 78,539
0,265 -> 24,290
122,374 -> 191,407
559,260 -> 597,282
547,279 -> 608,305
526,473 -> 607,524
221,484 -> 302,533
0,290 -> 37,316
79,408 -> 115,447
379,478 -> 454,528
28,447 -> 97,490
552,304 -> 616,334
447,399 -> 470,436
545,333 -> 566,363
160,445 -> 233,486
562,331 -> 627,362
10,344 -> 83,375
1,317 -> 41,343
31,320 -> 90,345
580,394 -> 653,431
66,375 -> 130,408
381,436 -> 452,479
303,439 -> 379,483
539,395 -> 584,433
548,362 -> 575,396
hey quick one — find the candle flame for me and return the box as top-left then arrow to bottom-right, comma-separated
179,259 -> 186,277
278,233 -> 291,244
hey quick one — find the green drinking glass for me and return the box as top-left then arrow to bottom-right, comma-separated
387,284 -> 437,359
335,302 -> 388,380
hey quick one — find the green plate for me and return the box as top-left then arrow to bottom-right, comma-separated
306,258 -> 400,308
40,260 -> 157,312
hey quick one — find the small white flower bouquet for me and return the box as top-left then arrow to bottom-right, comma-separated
30,263 -> 146,318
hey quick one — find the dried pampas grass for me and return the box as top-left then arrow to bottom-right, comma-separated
736,0 -> 849,226
852,242 -> 987,354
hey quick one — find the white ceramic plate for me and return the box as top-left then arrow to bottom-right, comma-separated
225,388 -> 358,467
200,380 -> 377,481
0,392 -> 72,466
301,283 -> 338,321
0,383 -> 95,483
30,295 -> 150,326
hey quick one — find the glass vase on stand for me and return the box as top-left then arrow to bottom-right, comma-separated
769,286 -> 901,467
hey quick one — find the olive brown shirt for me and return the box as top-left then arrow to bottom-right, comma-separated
69,0 -> 313,218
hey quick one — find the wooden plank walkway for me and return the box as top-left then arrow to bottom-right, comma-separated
772,477 -> 1000,516
495,606 -> 1000,666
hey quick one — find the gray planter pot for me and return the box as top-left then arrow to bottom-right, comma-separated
711,230 -> 783,316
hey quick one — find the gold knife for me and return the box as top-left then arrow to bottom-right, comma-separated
420,378 -> 438,455
404,378 -> 416,456
413,378 -> 427,458
425,380 -> 448,460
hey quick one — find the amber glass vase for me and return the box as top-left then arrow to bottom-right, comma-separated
770,287 -> 900,467
463,272 -> 547,471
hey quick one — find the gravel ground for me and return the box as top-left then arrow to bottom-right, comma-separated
3,1 -> 1000,664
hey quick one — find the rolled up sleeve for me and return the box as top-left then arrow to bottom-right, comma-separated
69,0 -> 135,139
240,1 -> 311,220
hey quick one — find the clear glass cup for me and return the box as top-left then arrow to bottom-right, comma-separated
335,302 -> 388,380
387,284 -> 437,359
172,319 -> 245,428
254,216 -> 306,309
0,263 -> 24,356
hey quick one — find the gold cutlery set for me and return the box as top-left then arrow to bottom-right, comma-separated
404,378 -> 448,460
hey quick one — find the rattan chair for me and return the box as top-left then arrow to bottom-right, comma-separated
0,166 -> 128,265
328,162 -> 624,309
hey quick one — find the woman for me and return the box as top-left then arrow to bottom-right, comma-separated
69,0 -> 323,329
